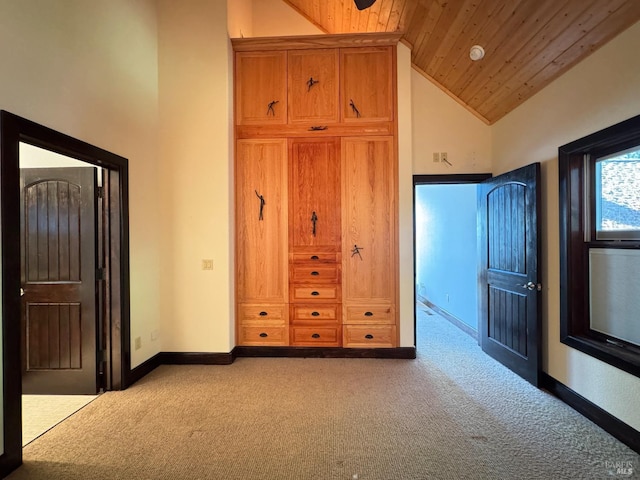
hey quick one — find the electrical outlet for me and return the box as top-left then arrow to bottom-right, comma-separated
134,336 -> 142,350
202,259 -> 214,270
433,152 -> 440,162
441,152 -> 448,163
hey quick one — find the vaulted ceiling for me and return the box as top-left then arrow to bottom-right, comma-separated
282,0 -> 640,124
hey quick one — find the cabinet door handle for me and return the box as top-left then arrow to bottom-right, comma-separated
309,125 -> 328,131
259,332 -> 268,338
266,100 -> 279,116
311,291 -> 320,296
365,334 -> 374,339
311,311 -> 320,317
311,271 -> 319,276
259,311 -> 268,316
364,311 -> 373,317
307,77 -> 319,91
255,190 -> 265,221
349,99 -> 361,118
312,333 -> 320,338
311,211 -> 318,236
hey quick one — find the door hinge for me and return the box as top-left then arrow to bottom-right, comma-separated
98,349 -> 107,363
96,267 -> 106,280
96,186 -> 104,198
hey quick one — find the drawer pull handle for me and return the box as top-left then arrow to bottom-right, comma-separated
310,255 -> 319,260
259,333 -> 268,338
259,311 -> 268,316
364,311 -> 373,317
365,334 -> 374,339
311,311 -> 320,316
312,333 -> 320,338
311,271 -> 319,276
311,291 -> 320,296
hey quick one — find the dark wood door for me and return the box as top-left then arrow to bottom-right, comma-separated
478,163 -> 541,386
20,167 -> 99,394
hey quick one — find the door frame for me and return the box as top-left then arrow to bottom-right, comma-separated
412,174 -> 492,348
0,111 -> 132,473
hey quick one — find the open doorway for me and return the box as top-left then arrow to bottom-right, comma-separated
413,174 -> 490,347
19,143 -> 104,445
1,111 -> 132,473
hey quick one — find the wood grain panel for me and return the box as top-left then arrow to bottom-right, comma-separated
288,49 -> 339,124
26,303 -> 81,370
342,136 -> 397,304
343,324 -> 396,348
488,286 -> 528,357
235,51 -> 287,126
487,183 -> 526,274
340,47 -> 394,122
289,138 -> 341,249
236,139 -> 289,303
290,264 -> 341,284
291,326 -> 341,346
291,304 -> 339,322
25,180 -> 82,282
238,326 -> 288,346
280,0 -> 640,124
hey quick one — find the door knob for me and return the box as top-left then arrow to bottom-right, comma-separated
20,288 -> 25,297
518,281 -> 541,291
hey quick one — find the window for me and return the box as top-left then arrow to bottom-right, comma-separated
593,148 -> 640,240
559,114 -> 640,378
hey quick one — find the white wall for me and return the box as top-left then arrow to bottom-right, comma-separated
157,0 -> 234,353
0,0 -> 161,365
411,70 -> 492,175
492,21 -> 640,431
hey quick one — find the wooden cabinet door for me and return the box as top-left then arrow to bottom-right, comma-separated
236,139 -> 288,302
235,51 -> 287,125
342,136 -> 397,304
340,47 -> 394,123
288,49 -> 339,125
289,138 -> 341,250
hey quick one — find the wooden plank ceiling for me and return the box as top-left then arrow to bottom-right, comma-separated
282,0 -> 640,124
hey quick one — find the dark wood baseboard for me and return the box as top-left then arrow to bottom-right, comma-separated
234,346 -> 416,359
126,346 -> 412,387
541,372 -> 640,454
127,353 -> 162,387
159,351 -> 236,365
418,296 -> 478,341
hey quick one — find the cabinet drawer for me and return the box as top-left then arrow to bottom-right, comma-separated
238,326 -> 288,346
291,326 -> 341,346
290,252 -> 339,263
238,305 -> 287,325
291,305 -> 339,324
291,286 -> 340,302
345,305 -> 394,324
343,325 -> 396,348
291,264 -> 340,283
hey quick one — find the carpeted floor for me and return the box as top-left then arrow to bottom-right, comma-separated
7,305 -> 639,479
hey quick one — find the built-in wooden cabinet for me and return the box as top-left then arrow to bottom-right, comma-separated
235,139 -> 289,345
341,47 -> 395,123
233,33 -> 400,350
235,51 -> 287,126
288,49 -> 339,125
341,136 -> 397,347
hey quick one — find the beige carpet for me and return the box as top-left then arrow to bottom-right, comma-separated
8,306 -> 640,479
22,395 -> 98,446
